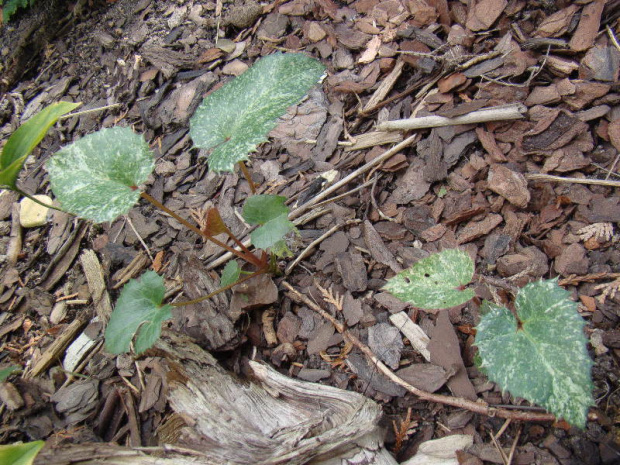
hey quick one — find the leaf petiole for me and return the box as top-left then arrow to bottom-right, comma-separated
170,267 -> 268,307
12,187 -> 68,213
140,192 -> 265,268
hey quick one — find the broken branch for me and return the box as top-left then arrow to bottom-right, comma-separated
377,103 -> 527,132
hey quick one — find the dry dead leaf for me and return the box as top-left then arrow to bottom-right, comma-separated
577,223 -> 613,242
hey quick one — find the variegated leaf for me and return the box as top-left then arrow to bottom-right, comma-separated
383,249 -> 474,309
190,53 -> 324,172
475,280 -> 594,428
46,127 -> 153,223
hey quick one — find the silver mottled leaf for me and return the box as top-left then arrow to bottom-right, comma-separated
475,280 -> 594,428
383,249 -> 474,309
190,53 -> 325,172
46,127 -> 153,223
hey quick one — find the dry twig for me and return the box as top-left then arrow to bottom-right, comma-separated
377,103 -> 526,132
282,281 -> 558,423
526,173 -> 620,188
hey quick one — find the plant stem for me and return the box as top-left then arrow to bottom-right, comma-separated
12,187 -> 67,213
140,192 -> 263,267
238,161 -> 257,194
171,268 -> 267,307
220,220 -> 258,260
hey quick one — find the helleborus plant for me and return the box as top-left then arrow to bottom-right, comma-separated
384,249 -> 594,428
43,52 -> 323,355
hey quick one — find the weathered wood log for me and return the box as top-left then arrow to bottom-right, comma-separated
35,330 -> 397,464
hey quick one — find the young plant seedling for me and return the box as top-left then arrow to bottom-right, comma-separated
42,52 -> 325,355
383,248 -> 594,428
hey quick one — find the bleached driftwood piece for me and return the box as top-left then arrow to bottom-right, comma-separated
389,312 -> 431,362
36,330 -> 397,465
377,103 -> 526,132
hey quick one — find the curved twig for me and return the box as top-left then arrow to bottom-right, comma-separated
281,281 -> 559,423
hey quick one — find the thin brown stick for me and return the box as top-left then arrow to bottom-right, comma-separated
281,281 -> 558,423
377,103 -> 526,132
526,173 -> 620,188
507,424 -> 522,465
285,219 -> 361,275
140,192 -> 263,267
289,134 -> 420,221
490,431 -> 510,465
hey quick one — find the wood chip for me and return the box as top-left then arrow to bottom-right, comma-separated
568,0 -> 606,52
80,250 -> 113,322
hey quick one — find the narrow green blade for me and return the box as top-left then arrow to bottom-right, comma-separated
0,440 -> 45,465
0,101 -> 80,188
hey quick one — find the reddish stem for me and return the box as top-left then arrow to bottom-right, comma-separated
171,268 -> 268,307
238,161 -> 257,194
140,192 -> 264,268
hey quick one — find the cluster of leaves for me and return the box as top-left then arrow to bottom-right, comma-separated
32,53 -> 323,355
384,249 -> 594,428
0,0 -> 36,23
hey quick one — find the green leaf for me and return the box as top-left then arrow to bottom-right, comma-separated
251,213 -> 295,252
0,440 -> 45,465
383,249 -> 475,309
190,52 -> 325,172
242,194 -> 289,225
2,0 -> 37,23
0,101 -> 80,189
46,127 -> 154,223
0,365 -> 20,382
105,271 -> 172,355
475,280 -> 594,428
220,260 -> 241,288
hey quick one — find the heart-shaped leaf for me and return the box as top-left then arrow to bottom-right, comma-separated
105,271 -> 172,355
46,127 -> 154,223
383,248 -> 475,309
242,194 -> 289,225
242,194 -> 295,253
190,52 -> 325,172
475,280 -> 594,428
0,440 -> 45,465
0,101 -> 80,189
251,214 -> 295,252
